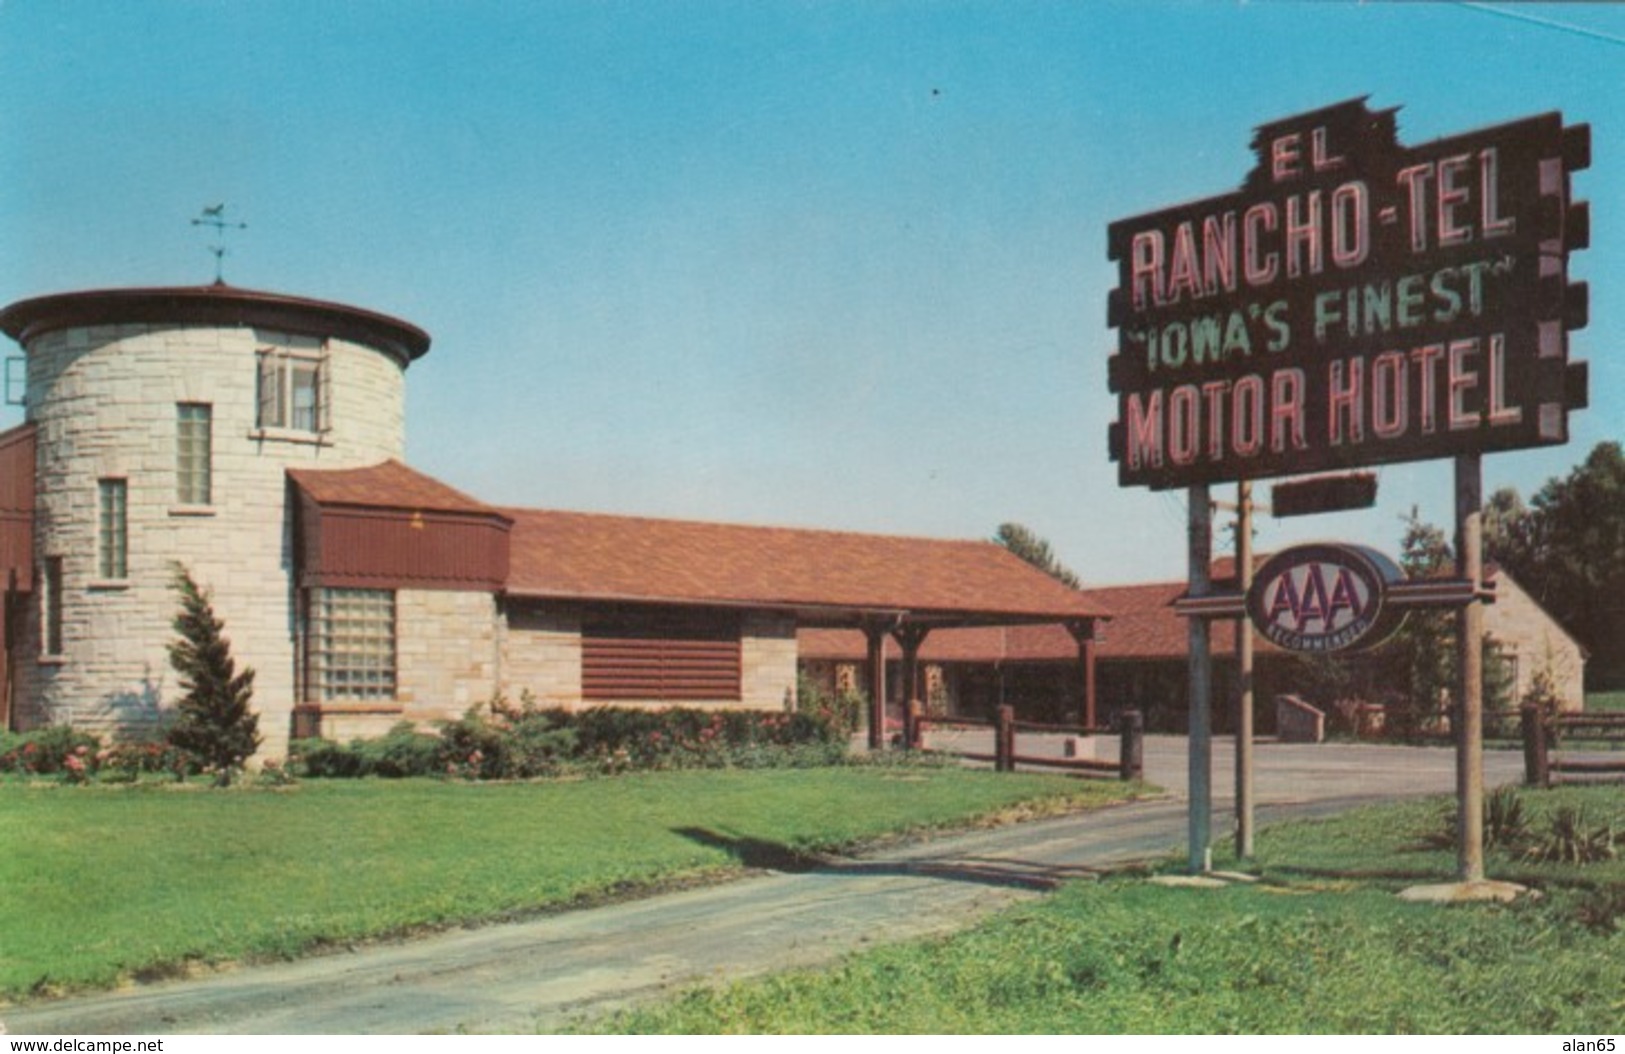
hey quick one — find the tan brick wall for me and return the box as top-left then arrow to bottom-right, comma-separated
395,589 -> 500,722
20,321 -> 409,758
741,612 -> 797,710
501,606 -> 582,707
1484,574 -> 1587,711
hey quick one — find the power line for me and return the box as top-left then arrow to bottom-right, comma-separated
1457,2 -> 1625,49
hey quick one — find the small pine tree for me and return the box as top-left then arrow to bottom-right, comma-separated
166,565 -> 260,786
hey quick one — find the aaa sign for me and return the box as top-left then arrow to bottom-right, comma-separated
1246,544 -> 1406,653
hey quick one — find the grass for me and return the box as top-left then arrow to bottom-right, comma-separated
586,785 -> 1625,1034
0,765 -> 1138,1001
1587,691 -> 1625,714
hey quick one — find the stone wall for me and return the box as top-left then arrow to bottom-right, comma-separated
20,322 -> 407,757
1484,573 -> 1587,711
502,605 -> 583,707
740,612 -> 797,710
397,589 -> 501,717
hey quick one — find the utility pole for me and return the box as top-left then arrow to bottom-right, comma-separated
1235,480 -> 1256,860
1187,484 -> 1213,874
1455,454 -> 1485,882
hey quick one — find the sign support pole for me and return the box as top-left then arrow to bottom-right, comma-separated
1455,454 -> 1485,883
1235,481 -> 1255,860
1188,483 -> 1213,874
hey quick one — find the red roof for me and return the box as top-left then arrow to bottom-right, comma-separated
501,507 -> 1111,622
287,460 -> 1112,623
799,577 -> 1249,663
288,460 -> 507,520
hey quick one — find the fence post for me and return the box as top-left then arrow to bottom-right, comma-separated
1521,706 -> 1550,788
906,699 -> 924,750
1119,709 -> 1144,782
996,705 -> 1015,773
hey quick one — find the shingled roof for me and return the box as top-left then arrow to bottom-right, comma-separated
798,576 -> 1247,662
501,507 -> 1111,624
288,460 -> 506,519
286,460 -> 1111,625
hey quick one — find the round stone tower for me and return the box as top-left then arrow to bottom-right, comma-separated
0,284 -> 430,758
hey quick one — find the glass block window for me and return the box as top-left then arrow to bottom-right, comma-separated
310,588 -> 396,701
176,403 -> 212,505
256,344 -> 328,434
97,479 -> 127,580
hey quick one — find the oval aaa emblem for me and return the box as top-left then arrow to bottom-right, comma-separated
1246,544 -> 1401,653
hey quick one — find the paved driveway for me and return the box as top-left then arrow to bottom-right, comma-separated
1,739 -> 1526,1035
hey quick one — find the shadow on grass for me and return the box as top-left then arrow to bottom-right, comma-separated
672,826 -> 1108,891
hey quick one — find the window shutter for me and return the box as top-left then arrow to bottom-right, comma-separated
315,348 -> 333,434
256,350 -> 280,428
581,613 -> 742,702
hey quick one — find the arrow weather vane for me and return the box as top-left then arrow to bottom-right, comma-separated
191,203 -> 247,284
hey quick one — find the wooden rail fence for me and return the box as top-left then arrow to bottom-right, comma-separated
1522,707 -> 1625,787
907,701 -> 1144,781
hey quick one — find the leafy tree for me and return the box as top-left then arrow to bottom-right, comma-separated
166,565 -> 260,786
1485,442 -> 1625,689
1374,509 -> 1456,738
993,522 -> 1081,588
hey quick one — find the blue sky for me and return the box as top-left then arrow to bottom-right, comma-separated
2,1 -> 1621,585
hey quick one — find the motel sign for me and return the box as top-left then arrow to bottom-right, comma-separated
1106,98 -> 1590,490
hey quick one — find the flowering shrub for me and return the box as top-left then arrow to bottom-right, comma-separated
62,747 -> 90,785
0,727 -> 102,776
796,673 -> 865,736
0,728 -> 200,784
564,706 -> 840,772
293,698 -> 846,780
438,704 -> 577,779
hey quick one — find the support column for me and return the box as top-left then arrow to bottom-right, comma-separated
1188,483 -> 1213,875
863,622 -> 889,752
891,624 -> 930,749
1455,454 -> 1485,883
1066,619 -> 1099,730
1235,480 -> 1256,860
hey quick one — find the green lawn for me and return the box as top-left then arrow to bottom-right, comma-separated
589,785 -> 1625,1034
0,766 -> 1137,1001
1588,691 -> 1625,713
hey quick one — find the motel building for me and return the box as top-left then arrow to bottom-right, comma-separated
0,283 -> 1115,759
0,283 -> 1584,758
801,560 -> 1586,737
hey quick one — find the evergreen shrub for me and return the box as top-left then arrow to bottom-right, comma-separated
165,566 -> 260,786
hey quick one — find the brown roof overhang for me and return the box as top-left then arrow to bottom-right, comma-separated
0,285 -> 430,366
290,463 -> 510,593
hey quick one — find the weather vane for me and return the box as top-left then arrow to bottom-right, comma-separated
190,203 -> 247,284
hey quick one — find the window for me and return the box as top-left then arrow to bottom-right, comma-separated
176,403 -> 212,505
309,588 -> 396,701
582,612 -> 741,702
256,344 -> 328,434
40,556 -> 62,656
97,479 -> 127,580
